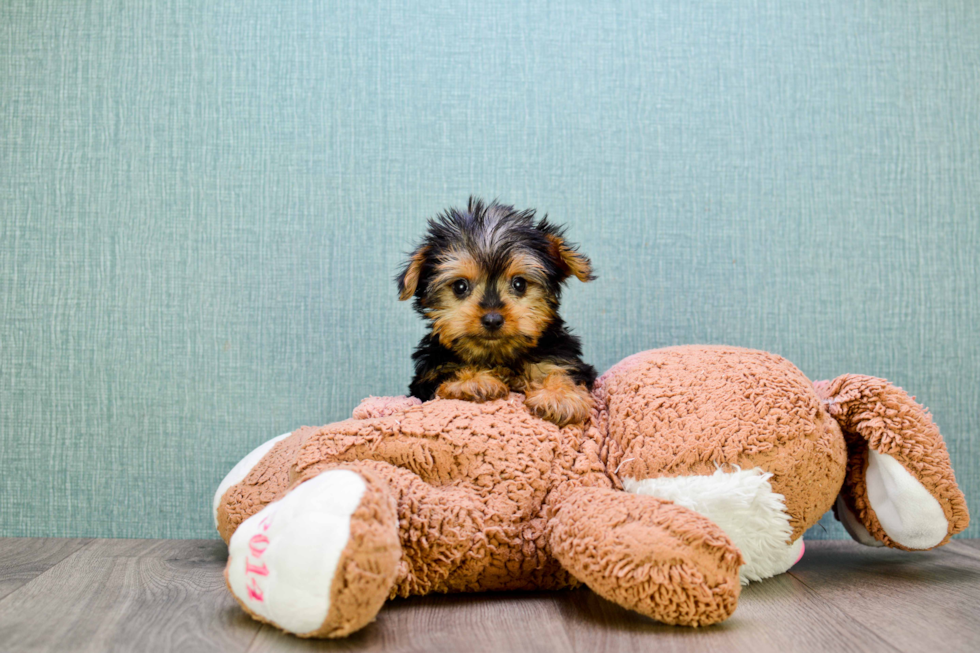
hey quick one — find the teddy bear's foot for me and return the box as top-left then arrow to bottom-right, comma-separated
835,449 -> 949,549
225,468 -> 400,638
816,374 -> 969,550
623,468 -> 805,584
550,487 -> 742,626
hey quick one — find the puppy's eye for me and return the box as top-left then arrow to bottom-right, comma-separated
451,279 -> 469,298
511,276 -> 527,295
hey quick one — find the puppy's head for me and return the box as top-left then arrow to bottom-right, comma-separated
397,197 -> 593,364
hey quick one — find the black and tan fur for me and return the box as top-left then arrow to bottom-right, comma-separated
397,198 -> 597,427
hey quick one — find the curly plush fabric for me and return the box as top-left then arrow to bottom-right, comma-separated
224,394 -> 612,594
814,374 -> 969,550
351,395 -> 422,420
215,345 -> 968,637
549,487 -> 742,626
598,346 -> 848,540
315,469 -> 402,638
217,430 -> 307,542
224,468 -> 402,638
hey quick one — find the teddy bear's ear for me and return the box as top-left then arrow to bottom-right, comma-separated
396,245 -> 429,300
537,218 -> 594,283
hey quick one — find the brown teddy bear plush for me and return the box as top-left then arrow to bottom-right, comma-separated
213,345 -> 968,638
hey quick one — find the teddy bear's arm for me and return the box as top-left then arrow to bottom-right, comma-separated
815,374 -> 969,550
548,486 -> 742,626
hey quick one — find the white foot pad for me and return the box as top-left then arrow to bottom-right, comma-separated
226,470 -> 367,635
865,450 -> 948,549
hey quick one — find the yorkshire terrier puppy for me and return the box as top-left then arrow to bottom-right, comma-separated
397,197 -> 597,427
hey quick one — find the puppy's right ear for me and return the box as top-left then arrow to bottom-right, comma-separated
396,245 -> 429,300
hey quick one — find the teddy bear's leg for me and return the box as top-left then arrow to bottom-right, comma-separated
305,459 -> 491,597
225,466 -> 401,638
815,375 -> 969,550
225,460 -> 493,637
623,468 -> 805,584
548,486 -> 742,626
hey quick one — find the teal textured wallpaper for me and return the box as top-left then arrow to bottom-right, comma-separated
1,0 -> 977,540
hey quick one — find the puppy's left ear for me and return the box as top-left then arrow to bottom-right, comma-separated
396,245 -> 430,300
545,233 -> 594,282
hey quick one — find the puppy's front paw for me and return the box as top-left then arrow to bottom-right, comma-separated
436,369 -> 510,403
524,381 -> 594,427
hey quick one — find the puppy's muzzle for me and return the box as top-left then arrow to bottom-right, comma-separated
481,312 -> 504,332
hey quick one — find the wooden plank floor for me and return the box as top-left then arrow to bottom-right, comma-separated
1,539 -> 979,653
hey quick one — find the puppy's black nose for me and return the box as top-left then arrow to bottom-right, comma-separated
481,312 -> 504,332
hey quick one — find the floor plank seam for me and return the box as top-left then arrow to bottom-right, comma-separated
243,624 -> 267,653
786,571 -> 905,653
0,538 -> 99,606
3,540 -> 979,652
